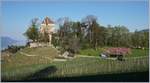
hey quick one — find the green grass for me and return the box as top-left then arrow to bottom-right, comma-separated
1,47 -> 149,81
20,47 -> 58,57
128,49 -> 149,57
2,64 -> 51,81
50,56 -> 148,77
2,46 -> 58,68
2,56 -> 149,81
79,48 -> 149,57
79,47 -> 107,56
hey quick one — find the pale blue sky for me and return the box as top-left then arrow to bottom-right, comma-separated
1,1 -> 149,40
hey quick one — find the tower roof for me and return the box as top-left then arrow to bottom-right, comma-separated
42,17 -> 54,25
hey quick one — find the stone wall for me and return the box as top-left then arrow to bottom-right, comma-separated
29,42 -> 50,48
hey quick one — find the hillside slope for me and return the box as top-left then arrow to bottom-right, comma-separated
2,46 -> 59,68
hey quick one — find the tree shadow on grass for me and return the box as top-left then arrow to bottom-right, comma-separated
25,65 -> 57,81
25,71 -> 149,82
2,65 -> 57,82
4,68 -> 149,82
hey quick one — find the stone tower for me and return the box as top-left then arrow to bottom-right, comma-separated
40,17 -> 55,45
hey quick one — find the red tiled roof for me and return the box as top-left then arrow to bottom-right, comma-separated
42,17 -> 54,25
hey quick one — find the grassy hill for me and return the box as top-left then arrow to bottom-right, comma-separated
2,46 -> 59,68
1,47 -> 149,82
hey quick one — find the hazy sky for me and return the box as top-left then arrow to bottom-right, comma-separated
1,0 -> 149,40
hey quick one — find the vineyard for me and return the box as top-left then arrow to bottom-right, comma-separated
1,47 -> 149,82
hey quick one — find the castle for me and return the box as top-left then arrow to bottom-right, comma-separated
40,17 -> 55,45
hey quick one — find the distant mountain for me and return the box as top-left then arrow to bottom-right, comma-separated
139,29 -> 149,32
1,36 -> 26,50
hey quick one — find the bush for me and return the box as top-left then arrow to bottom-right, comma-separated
6,45 -> 25,53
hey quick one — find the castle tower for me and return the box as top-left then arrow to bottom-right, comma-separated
40,17 -> 55,45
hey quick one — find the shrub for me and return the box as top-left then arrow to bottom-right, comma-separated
7,45 -> 25,53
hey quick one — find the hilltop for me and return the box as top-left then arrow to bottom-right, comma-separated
1,46 -> 59,67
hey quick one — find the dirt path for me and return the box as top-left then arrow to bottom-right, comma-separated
19,51 -> 65,61
76,55 -> 99,58
53,58 -> 67,61
20,52 -> 37,56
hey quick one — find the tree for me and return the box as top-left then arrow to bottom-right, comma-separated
38,32 -> 49,43
97,26 -> 106,46
113,26 -> 130,47
131,29 -> 149,48
24,18 -> 39,42
82,15 -> 97,44
143,31 -> 149,48
104,25 -> 114,46
81,15 -> 99,48
103,25 -> 131,47
91,20 -> 100,49
51,33 -> 59,47
131,30 -> 141,48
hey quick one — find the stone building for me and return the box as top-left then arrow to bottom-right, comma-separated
40,17 -> 55,45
